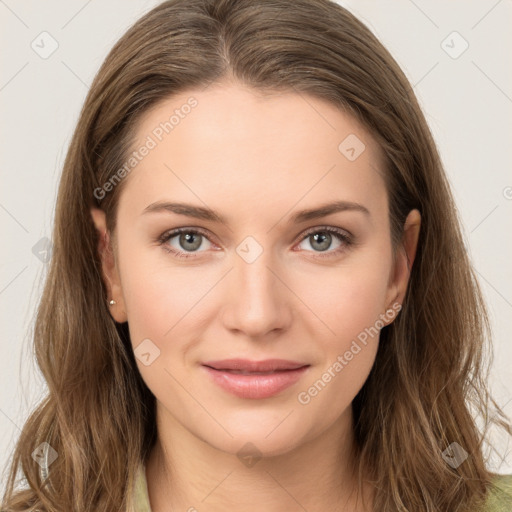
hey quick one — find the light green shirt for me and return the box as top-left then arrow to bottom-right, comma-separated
132,463 -> 512,511
133,463 -> 152,512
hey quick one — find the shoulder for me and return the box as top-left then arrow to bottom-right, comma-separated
132,462 -> 152,512
483,474 -> 512,512
128,467 -> 512,512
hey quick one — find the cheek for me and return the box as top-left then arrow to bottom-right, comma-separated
294,256 -> 393,343
118,258 -> 199,395
294,265 -> 387,422
117,241 -> 219,370
292,250 -> 391,405
116,239 -> 178,344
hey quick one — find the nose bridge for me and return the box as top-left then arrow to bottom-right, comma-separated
223,235 -> 289,335
234,236 -> 278,306
236,246 -> 274,295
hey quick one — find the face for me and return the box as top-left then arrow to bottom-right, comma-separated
93,81 -> 417,457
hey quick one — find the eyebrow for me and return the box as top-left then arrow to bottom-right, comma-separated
142,200 -> 370,224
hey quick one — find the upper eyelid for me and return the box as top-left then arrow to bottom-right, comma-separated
300,225 -> 352,239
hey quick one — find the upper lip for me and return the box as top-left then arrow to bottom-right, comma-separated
202,358 -> 309,372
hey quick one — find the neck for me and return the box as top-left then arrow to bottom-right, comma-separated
145,404 -> 372,512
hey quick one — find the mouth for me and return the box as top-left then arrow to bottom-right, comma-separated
201,359 -> 310,399
206,369 -> 298,375
202,358 -> 308,372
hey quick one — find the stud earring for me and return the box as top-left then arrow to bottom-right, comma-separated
109,299 -> 116,306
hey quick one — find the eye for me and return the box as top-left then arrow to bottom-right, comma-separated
295,226 -> 352,258
157,227 -> 215,259
157,226 -> 353,260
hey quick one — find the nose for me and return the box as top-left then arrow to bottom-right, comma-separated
220,246 -> 292,339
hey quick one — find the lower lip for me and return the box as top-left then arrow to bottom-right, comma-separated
202,365 -> 309,399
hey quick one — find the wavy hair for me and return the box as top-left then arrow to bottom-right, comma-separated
2,0 -> 510,510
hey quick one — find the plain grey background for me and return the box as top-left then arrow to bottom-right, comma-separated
1,0 -> 511,491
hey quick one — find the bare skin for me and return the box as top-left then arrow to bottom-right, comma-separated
91,80 -> 421,511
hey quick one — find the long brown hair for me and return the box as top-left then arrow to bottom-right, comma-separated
2,0 -> 510,510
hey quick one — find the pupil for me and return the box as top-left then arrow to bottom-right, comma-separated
181,232 -> 201,251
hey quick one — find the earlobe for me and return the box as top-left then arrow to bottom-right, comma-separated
90,207 -> 128,323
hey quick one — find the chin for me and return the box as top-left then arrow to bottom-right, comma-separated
197,419 -> 310,459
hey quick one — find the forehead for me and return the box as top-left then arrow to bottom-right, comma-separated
118,82 -> 387,223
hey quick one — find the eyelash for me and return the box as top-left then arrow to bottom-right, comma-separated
156,226 -> 353,260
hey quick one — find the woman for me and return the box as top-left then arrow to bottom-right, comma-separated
2,0 -> 511,510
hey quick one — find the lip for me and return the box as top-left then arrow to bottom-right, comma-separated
202,358 -> 307,372
201,359 -> 310,399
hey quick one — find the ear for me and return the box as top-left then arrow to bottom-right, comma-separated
383,209 -> 421,324
90,207 -> 128,323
